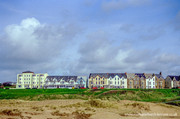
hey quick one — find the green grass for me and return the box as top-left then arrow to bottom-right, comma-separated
0,88 -> 179,103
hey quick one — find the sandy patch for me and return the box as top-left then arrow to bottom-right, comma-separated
0,99 -> 179,119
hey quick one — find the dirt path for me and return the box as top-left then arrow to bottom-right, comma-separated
0,99 -> 179,119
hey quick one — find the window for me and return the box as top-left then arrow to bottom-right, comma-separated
103,78 -> 104,80
118,78 -> 119,80
115,78 -> 116,80
96,82 -> 97,84
99,78 -> 100,80
122,81 -> 124,84
96,78 -> 97,80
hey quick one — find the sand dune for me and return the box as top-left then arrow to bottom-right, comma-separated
0,99 -> 179,119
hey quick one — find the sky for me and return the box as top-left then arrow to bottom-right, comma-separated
0,0 -> 180,82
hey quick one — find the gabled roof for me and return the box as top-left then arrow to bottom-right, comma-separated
89,73 -> 127,78
46,76 -> 77,82
145,74 -> 153,78
155,74 -> 164,79
89,73 -> 109,78
135,73 -> 145,78
22,71 -> 34,73
126,73 -> 135,79
168,75 -> 180,81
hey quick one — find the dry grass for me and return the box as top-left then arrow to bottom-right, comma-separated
61,99 -> 117,109
72,110 -> 92,119
31,106 -> 44,111
51,110 -> 92,119
0,109 -> 21,116
51,110 -> 69,116
124,102 -> 150,111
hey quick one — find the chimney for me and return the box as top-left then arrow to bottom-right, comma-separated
159,72 -> 162,76
125,72 -> 127,75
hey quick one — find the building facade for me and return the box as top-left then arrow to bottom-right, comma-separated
88,73 -> 109,88
16,71 -> 48,89
88,73 -> 127,89
154,73 -> 165,89
165,75 -> 180,88
145,74 -> 154,89
44,76 -> 87,89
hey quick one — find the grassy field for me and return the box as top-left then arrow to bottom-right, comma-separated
0,88 -> 179,102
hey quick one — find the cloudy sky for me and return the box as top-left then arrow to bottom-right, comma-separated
0,0 -> 180,82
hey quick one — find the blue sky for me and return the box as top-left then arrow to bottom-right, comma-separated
0,0 -> 180,82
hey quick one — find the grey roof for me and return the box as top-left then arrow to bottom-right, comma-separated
89,73 -> 127,78
46,76 -> 78,82
155,74 -> 164,79
135,73 -> 145,78
168,75 -> 180,81
145,74 -> 153,78
22,71 -> 34,73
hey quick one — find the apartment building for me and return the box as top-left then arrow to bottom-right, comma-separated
88,73 -> 127,89
44,76 -> 87,89
88,73 -> 109,89
16,71 -> 48,89
165,75 -> 180,88
154,73 -> 165,89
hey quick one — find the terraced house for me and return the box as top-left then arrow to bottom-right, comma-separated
108,73 -> 127,88
88,73 -> 127,89
165,75 -> 180,88
145,72 -> 165,89
127,73 -> 146,89
44,76 -> 87,89
88,73 -> 109,89
16,71 -> 48,89
154,73 -> 165,89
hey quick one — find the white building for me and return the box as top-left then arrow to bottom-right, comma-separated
107,73 -> 127,88
16,71 -> 48,89
145,74 -> 155,89
44,76 -> 87,89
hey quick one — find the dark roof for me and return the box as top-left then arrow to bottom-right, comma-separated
135,73 -> 145,78
89,73 -> 127,78
155,74 -> 164,79
168,75 -> 180,81
89,73 -> 109,78
46,76 -> 78,82
22,71 -> 34,73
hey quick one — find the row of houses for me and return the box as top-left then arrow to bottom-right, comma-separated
16,71 -> 180,89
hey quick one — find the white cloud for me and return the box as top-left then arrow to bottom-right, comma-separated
0,17 -> 82,82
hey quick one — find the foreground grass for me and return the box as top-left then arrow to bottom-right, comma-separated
0,88 -> 179,103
